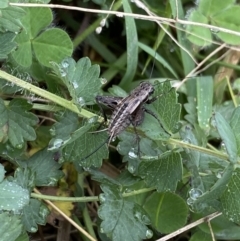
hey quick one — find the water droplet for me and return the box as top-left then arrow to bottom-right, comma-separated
61,59 -> 69,68
134,211 -> 142,220
39,205 -> 49,218
221,142 -> 227,153
48,177 -> 58,186
216,171 -> 223,178
30,226 -> 37,232
142,215 -> 150,224
88,116 -> 98,124
145,229 -> 153,239
49,127 -> 56,136
99,194 -> 106,203
48,138 -> 64,151
15,143 -> 23,149
186,197 -> 194,205
72,81 -> 78,89
100,19 -> 106,27
96,27 -> 102,34
100,78 -> 107,84
59,68 -> 67,77
128,164 -> 136,173
78,97 -> 85,107
128,148 -> 138,159
189,188 -> 203,200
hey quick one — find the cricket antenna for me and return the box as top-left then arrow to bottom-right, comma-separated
80,136 -> 110,161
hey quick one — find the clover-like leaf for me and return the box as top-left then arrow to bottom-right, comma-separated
0,5 -> 25,33
138,151 -> 182,192
0,32 -> 17,59
143,192 -> 188,233
11,7 -> 72,67
98,185 -> 152,241
0,99 -> 38,148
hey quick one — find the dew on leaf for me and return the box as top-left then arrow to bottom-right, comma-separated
189,188 -> 203,200
61,59 -> 69,68
186,197 -> 194,206
128,164 -> 136,173
15,143 -> 23,149
78,97 -> 86,107
49,127 -> 56,136
48,138 -> 64,151
72,81 -> 78,89
128,148 -> 138,159
99,194 -> 106,203
30,226 -> 38,232
100,77 -> 107,84
145,229 -> 153,239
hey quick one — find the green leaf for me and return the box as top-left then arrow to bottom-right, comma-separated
26,148 -> 63,186
138,42 -> 178,79
14,167 -> 35,190
33,28 -> 73,67
193,164 -> 234,211
63,122 -> 109,168
11,7 -> 73,67
186,10 -> 212,46
0,6 -> 25,33
15,232 -> 29,241
214,112 -> 238,163
214,6 -> 240,45
230,106 -> 240,156
98,185 -> 152,241
21,199 -> 49,233
0,99 -> 38,148
221,168 -> 240,224
0,163 -> 5,182
140,81 -> 181,141
0,0 -> 8,8
120,0 -> 138,88
0,212 -> 22,241
0,32 -> 17,59
153,81 -> 181,134
184,97 -> 198,125
197,76 -> 213,130
0,179 -> 29,211
50,110 -> 79,142
190,231 -> 212,241
197,213 -> 240,239
52,57 -> 102,106
144,192 -> 188,233
138,151 -> 182,192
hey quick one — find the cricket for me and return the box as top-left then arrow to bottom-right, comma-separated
82,80 -> 174,160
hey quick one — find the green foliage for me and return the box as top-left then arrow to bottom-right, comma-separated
0,0 -> 240,241
186,0 -> 240,45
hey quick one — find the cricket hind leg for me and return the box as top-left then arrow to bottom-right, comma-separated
129,106 -> 145,158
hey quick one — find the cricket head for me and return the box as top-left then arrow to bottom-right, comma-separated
131,82 -> 154,102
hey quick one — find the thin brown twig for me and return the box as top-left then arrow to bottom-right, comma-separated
156,212 -> 222,241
